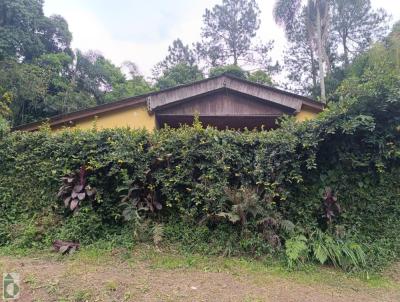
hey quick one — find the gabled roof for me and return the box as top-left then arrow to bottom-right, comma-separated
148,74 -> 322,113
13,74 -> 324,131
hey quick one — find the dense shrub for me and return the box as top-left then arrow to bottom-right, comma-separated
0,91 -> 399,271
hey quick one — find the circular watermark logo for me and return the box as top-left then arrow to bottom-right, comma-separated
3,273 -> 20,300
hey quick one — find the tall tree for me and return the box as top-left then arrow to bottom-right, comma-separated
2,51 -> 151,125
155,63 -> 204,90
336,21 -> 400,115
248,70 -> 273,85
153,39 -> 197,78
104,76 -> 152,102
0,0 -> 151,125
0,59 -> 51,124
311,0 -> 330,96
153,39 -> 203,89
39,14 -> 73,56
208,64 -> 247,79
0,55 -> 94,124
283,8 -> 318,96
274,0 -> 330,102
121,61 -> 141,79
0,0 -> 72,61
75,50 -> 126,104
105,61 -> 152,102
197,0 -> 276,72
331,0 -> 389,67
34,52 -> 96,115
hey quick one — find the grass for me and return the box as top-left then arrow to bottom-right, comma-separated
72,289 -> 92,302
1,244 -> 397,288
0,243 -> 398,301
118,245 -> 396,290
56,244 -> 396,291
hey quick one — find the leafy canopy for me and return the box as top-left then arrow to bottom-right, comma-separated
197,0 -> 277,74
0,0 -> 72,61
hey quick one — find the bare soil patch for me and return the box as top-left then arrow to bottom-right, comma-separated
0,251 -> 399,302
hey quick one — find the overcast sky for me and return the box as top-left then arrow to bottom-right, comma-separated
44,0 -> 400,77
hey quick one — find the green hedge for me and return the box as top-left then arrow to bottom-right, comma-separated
0,95 -> 399,270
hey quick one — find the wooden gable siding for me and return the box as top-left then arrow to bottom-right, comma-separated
13,74 -> 323,132
155,89 -> 294,117
148,75 -> 306,112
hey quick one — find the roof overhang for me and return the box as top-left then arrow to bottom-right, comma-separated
12,74 -> 324,132
147,75 -> 323,113
12,97 -> 147,131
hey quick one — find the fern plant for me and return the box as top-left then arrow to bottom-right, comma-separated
285,229 -> 366,270
310,229 -> 366,271
216,187 -> 296,249
285,235 -> 309,268
152,223 -> 164,247
216,187 -> 266,226
258,216 -> 295,248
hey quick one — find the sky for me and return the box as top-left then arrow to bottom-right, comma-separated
44,0 -> 400,78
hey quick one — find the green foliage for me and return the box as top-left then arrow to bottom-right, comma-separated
285,235 -> 308,268
152,39 -> 198,77
0,0 -> 154,126
152,39 -> 203,89
209,65 -> 247,79
285,230 -> 366,271
336,23 -> 400,103
197,0 -> 276,71
277,0 -> 390,99
119,178 -> 162,221
152,223 -> 164,247
56,208 -> 104,245
0,117 -> 9,138
247,70 -> 273,85
199,0 -> 261,66
0,103 -> 396,270
208,66 -> 274,86
0,59 -> 51,124
0,40 -> 399,271
155,63 -> 204,89
282,7 -> 318,96
0,0 -> 72,61
216,187 -> 265,226
0,86 -> 11,118
0,50 -> 153,125
310,230 -> 366,270
104,75 -> 152,102
163,221 -> 273,257
331,0 -> 389,67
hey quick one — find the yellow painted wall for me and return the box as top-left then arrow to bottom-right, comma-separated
56,105 -> 156,132
52,103 -> 319,132
295,107 -> 319,122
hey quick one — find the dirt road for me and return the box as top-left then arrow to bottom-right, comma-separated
0,249 -> 399,302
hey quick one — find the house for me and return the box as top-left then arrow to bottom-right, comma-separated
13,74 -> 324,132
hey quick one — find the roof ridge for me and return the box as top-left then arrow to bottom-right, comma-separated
13,74 -> 323,131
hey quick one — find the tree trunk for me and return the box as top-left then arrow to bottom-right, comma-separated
310,48 -> 317,91
233,47 -> 238,66
342,32 -> 349,68
316,2 -> 326,103
306,18 -> 317,94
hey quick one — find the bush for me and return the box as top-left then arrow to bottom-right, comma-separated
0,90 -> 399,271
0,117 -> 9,138
56,208 -> 104,245
285,230 -> 366,271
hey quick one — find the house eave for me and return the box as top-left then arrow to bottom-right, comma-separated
12,74 -> 323,132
